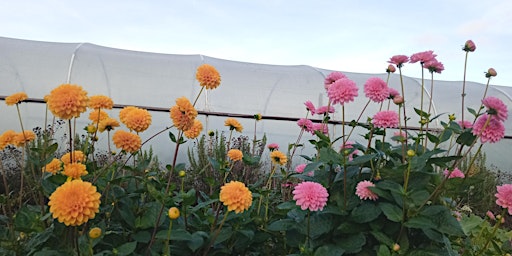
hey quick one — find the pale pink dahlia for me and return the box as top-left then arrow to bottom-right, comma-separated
482,96 -> 508,121
388,88 -> 400,99
267,143 -> 279,151
410,50 -> 437,64
324,71 -> 347,90
327,78 -> 358,105
388,55 -> 409,68
311,123 -> 328,135
495,184 -> 512,215
297,118 -> 314,132
304,100 -> 316,115
423,60 -> 444,74
355,180 -> 378,201
472,114 -> 505,143
457,120 -> 473,129
292,181 -> 329,211
372,110 -> 399,128
295,163 -> 307,174
364,77 -> 389,103
443,167 -> 465,179
315,105 -> 335,115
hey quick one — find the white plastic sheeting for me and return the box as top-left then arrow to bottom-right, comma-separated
1,37 -> 511,171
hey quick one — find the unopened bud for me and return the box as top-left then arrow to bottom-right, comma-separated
386,64 -> 396,73
393,95 -> 404,105
463,40 -> 476,52
486,68 -> 497,78
393,243 -> 400,252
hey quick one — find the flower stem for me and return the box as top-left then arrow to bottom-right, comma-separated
461,51 -> 469,123
203,211 -> 230,256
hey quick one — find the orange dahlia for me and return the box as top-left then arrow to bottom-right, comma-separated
5,92 -> 28,106
224,118 -> 243,132
62,163 -> 88,179
119,106 -> 137,124
169,97 -> 198,131
227,149 -> 243,162
12,130 -> 36,147
47,84 -> 88,120
184,119 -> 203,139
98,117 -> 120,132
48,179 -> 101,226
88,109 -> 109,123
270,150 -> 288,166
88,95 -> 113,109
112,130 -> 141,153
219,181 -> 252,214
61,150 -> 86,164
196,64 -> 221,90
43,158 -> 63,174
0,130 -> 17,149
120,107 -> 152,133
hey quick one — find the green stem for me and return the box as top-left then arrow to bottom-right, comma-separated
164,220 -> 174,256
461,51 -> 469,123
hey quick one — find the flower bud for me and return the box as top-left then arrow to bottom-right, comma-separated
393,243 -> 400,252
89,227 -> 102,239
386,64 -> 396,73
168,207 -> 180,220
485,68 -> 497,78
393,95 -> 404,105
179,170 -> 186,177
463,40 -> 476,52
448,114 -> 456,121
254,113 -> 262,121
208,130 -> 215,136
407,149 -> 415,157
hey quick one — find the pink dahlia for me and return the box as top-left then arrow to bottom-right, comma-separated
443,167 -> 465,179
267,143 -> 279,151
457,120 -> 473,129
311,123 -> 328,135
297,118 -> 314,132
463,40 -> 476,52
386,64 -> 396,73
472,114 -> 505,143
482,96 -> 508,121
292,181 -> 329,211
410,50 -> 437,64
423,59 -> 444,74
304,100 -> 316,115
392,131 -> 407,141
364,77 -> 389,103
315,105 -> 335,115
355,180 -> 378,201
388,88 -> 400,99
495,184 -> 512,215
295,163 -> 307,174
388,55 -> 409,68
327,78 -> 359,105
324,71 -> 347,90
372,110 -> 399,128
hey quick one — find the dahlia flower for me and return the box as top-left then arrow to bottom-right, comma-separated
423,60 -> 444,74
496,184 -> 512,215
227,149 -> 243,161
364,77 -> 389,103
61,150 -> 86,164
355,180 -> 379,201
341,141 -> 359,161
88,95 -> 113,109
219,181 -> 253,214
267,143 -> 279,151
472,114 -> 505,143
98,117 -> 120,132
409,50 -> 437,64
184,119 -> 203,139
5,92 -> 28,106
457,120 -> 473,129
443,167 -> 465,179
196,64 -> 221,90
292,181 -> 329,211
88,109 -> 109,123
169,97 -> 198,131
119,106 -> 137,124
388,55 -> 409,68
482,96 -> 508,121
327,78 -> 358,105
62,163 -> 88,179
112,130 -> 142,153
224,118 -> 243,132
297,118 -> 314,132
47,84 -> 89,120
324,71 -> 347,90
295,163 -> 306,174
270,150 -> 287,166
120,107 -> 152,133
0,130 -> 17,149
315,105 -> 335,115
372,110 -> 399,128
13,130 -> 36,147
48,179 -> 101,226
43,158 -> 62,174
304,100 -> 316,115
388,88 -> 400,99
311,123 -> 328,135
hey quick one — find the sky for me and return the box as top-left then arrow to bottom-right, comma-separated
0,0 -> 511,86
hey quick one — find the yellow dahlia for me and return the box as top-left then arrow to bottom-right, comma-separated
227,149 -> 243,162
0,130 -> 17,149
184,119 -> 203,139
169,97 -> 198,131
5,92 -> 28,106
88,95 -> 113,109
120,107 -> 152,133
224,118 -> 243,132
119,106 -> 137,124
112,130 -> 141,153
219,181 -> 252,214
270,150 -> 288,166
47,84 -> 89,120
48,179 -> 101,226
196,64 -> 221,90
12,130 -> 36,147
61,150 -> 86,164
43,158 -> 63,174
62,163 -> 88,179
88,109 -> 109,123
86,124 -> 97,134
98,117 -> 120,132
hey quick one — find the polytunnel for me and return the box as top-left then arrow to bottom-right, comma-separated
0,36 -> 511,172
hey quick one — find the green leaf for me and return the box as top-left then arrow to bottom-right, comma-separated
426,132 -> 439,144
314,244 -> 345,256
169,131 -> 177,143
379,203 -> 402,222
456,130 -> 477,146
408,189 -> 430,206
377,244 -> 391,256
115,241 -> 137,256
135,202 -> 162,229
267,219 -> 297,231
347,153 -> 378,166
13,206 -> 45,233
338,232 -> 366,254
370,231 -> 394,247
350,202 -> 382,223
404,216 -> 436,230
188,231 -> 206,252
414,107 -> 430,118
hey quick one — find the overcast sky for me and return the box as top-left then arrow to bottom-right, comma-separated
0,0 -> 510,86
